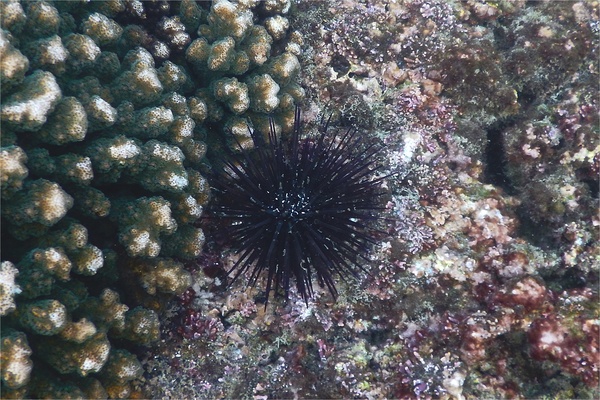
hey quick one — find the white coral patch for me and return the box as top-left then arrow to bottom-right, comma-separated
128,230 -> 152,254
150,201 -> 177,230
109,140 -> 140,160
88,96 -> 117,124
79,341 -> 110,376
39,182 -> 74,225
184,195 -> 202,218
2,332 -> 33,389
0,146 -> 28,187
168,172 -> 188,191
0,70 -> 62,130
47,302 -> 67,329
74,158 -> 94,182
134,65 -> 163,92
40,35 -> 69,64
0,261 -> 21,316
149,142 -> 184,162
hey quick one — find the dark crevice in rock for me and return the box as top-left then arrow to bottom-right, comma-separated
483,119 -> 516,195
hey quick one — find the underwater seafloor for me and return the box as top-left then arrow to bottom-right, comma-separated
1,0 -> 598,399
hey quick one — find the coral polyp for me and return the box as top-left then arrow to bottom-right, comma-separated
212,108 -> 386,304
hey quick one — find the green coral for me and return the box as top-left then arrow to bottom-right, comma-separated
0,0 -> 304,396
183,0 -> 304,145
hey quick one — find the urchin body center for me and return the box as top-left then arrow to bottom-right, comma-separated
268,188 -> 312,221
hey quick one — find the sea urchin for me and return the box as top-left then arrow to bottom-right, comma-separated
212,108 -> 386,305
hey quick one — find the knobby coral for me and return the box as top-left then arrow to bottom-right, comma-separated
0,0 -> 302,397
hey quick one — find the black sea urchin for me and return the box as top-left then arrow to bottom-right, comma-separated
212,108 -> 386,305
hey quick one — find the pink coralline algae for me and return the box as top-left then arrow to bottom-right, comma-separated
177,309 -> 222,341
494,276 -> 550,311
528,291 -> 599,388
138,1 -> 597,399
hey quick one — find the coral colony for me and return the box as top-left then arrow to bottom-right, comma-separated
211,107 -> 386,305
1,0 -> 302,397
